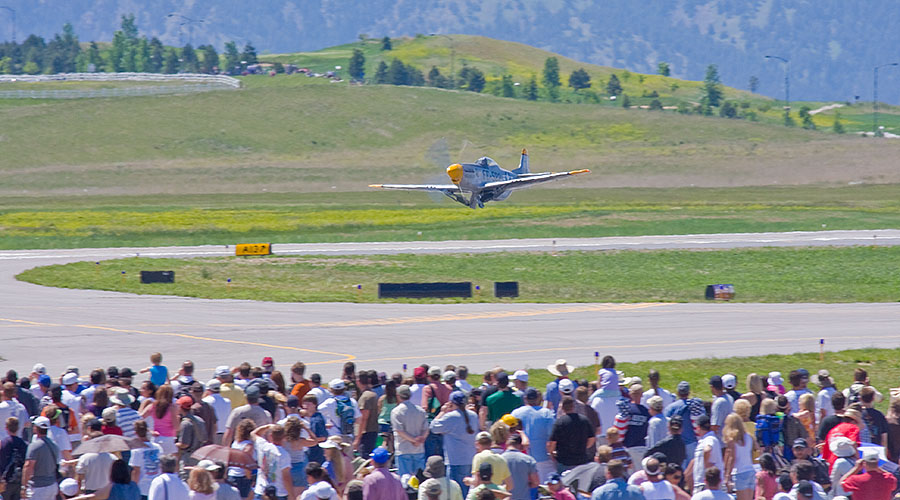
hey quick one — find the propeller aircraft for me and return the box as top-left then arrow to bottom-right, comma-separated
369,149 -> 590,208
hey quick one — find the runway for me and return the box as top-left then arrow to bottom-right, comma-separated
2,229 -> 899,380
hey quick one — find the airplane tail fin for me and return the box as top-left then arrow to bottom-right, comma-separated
512,148 -> 529,175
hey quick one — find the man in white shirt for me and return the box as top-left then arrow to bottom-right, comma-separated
640,457 -> 675,500
202,380 -> 232,444
317,380 -> 361,439
692,416 -> 723,491
0,382 -> 29,439
79,370 -> 106,407
641,370 -> 675,409
251,424 -> 293,500
455,366 -> 473,395
60,373 -> 84,444
306,374 -> 330,405
784,370 -> 812,414
148,455 -> 190,500
129,420 -> 164,498
811,370 -> 836,424
691,467 -> 731,500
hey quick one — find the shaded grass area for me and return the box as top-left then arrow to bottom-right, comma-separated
526,348 -> 900,413
1,186 -> 899,250
17,246 -> 900,303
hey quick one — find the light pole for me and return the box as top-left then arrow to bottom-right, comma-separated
167,13 -> 204,46
430,33 -> 455,89
0,6 -> 14,44
874,62 -> 898,136
764,55 -> 790,121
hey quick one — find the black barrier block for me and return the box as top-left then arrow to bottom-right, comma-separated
141,271 -> 175,284
494,281 -> 519,298
378,282 -> 472,299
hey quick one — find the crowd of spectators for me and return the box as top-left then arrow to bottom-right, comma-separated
1,353 -> 898,500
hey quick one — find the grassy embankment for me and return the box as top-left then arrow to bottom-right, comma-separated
17,246 -> 900,303
526,347 -> 900,413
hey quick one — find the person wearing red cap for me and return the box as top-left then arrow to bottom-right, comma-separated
176,396 -> 207,468
262,357 -> 275,375
410,367 -> 429,410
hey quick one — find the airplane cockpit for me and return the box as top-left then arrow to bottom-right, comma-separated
476,157 -> 499,168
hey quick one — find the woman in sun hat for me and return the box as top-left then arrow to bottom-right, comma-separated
545,359 -> 574,416
766,372 -> 785,398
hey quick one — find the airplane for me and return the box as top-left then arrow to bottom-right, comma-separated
369,149 -> 590,208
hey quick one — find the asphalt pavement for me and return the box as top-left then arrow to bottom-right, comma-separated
2,229 -> 898,380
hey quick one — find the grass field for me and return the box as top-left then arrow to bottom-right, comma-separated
1,185 -> 899,249
17,246 -> 900,303
525,347 -> 900,413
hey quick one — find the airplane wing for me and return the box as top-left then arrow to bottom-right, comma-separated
368,183 -> 461,192
482,169 -> 590,190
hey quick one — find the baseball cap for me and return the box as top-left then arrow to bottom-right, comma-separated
495,372 -> 509,385
475,431 -> 492,442
669,415 -> 683,429
558,378 -> 575,394
329,378 -> 346,391
722,374 -> 737,389
512,370 -> 529,382
197,459 -> 221,471
548,473 -> 562,485
524,388 -> 539,401
413,366 -> 426,378
32,416 -> 51,430
215,365 -> 231,377
62,372 -> 79,386
677,381 -> 690,395
311,482 -> 336,499
102,407 -> 117,424
59,478 -> 79,497
478,462 -> 493,480
32,363 -> 47,375
286,395 -> 299,408
428,366 -> 442,377
206,379 -> 221,392
450,391 -> 466,405
797,480 -> 814,499
797,368 -> 810,380
38,374 -> 51,387
422,478 -> 443,496
792,438 -> 808,449
261,357 -> 274,366
397,384 -> 411,399
500,414 -> 519,427
862,447 -> 880,462
244,384 -> 261,398
177,395 -> 194,410
709,375 -> 723,389
119,367 -> 135,379
370,447 -> 390,463
441,370 -> 456,382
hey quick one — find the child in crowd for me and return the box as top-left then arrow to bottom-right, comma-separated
139,352 -> 168,387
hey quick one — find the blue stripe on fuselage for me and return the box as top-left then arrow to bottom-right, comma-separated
460,163 -> 515,190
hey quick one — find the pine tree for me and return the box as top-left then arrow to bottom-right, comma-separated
348,48 -> 365,81
799,106 -> 816,129
542,57 -> 560,88
703,64 -> 723,107
87,42 -> 103,72
621,94 -> 631,108
181,44 -> 199,73
162,47 -> 179,74
381,36 -> 392,51
749,75 -> 760,93
223,42 -> 240,74
374,61 -> 388,84
427,66 -> 448,88
833,112 -> 845,134
525,75 -> 539,101
241,43 -> 257,65
387,59 -> 407,85
657,62 -> 670,76
606,74 -> 622,95
147,38 -> 164,73
568,68 -> 591,91
134,37 -> 149,72
466,67 -> 485,92
501,74 -> 515,97
199,45 -> 218,74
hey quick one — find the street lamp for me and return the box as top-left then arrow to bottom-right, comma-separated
167,13 -> 204,46
874,62 -> 898,136
430,33 -> 455,89
764,55 -> 790,122
0,6 -> 14,44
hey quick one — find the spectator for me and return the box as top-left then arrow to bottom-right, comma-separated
773,473 -> 793,500
858,387 -> 888,447
176,398 -> 208,468
767,373 -> 785,398
663,382 -> 706,469
418,456 -> 463,500
466,463 -> 508,500
828,437 -> 856,499
754,453 -> 779,500
140,385 -> 178,454
390,384 -> 428,477
690,467 -> 729,500
639,457 -> 675,500
317,380 -> 360,442
545,472 -> 575,500
470,432 -> 511,490
0,383 -> 28,441
646,397 -> 667,448
76,433 -> 116,494
377,379 -> 399,457
148,455 -> 189,500
80,459 -> 141,500
283,418 -> 318,495
740,373 -> 767,421
511,388 -> 555,481
320,436 -> 352,493
708,376 -> 732,438
843,369 -> 883,406
362,447 -> 405,499
223,385 -> 272,446
251,424 -> 292,500
0,417 -> 27,500
501,434 -> 536,500
722,414 -> 756,500
510,372 -> 528,398
642,370 -> 675,409
548,397 -> 595,474
456,367 -> 473,395
614,384 -> 650,467
110,389 -> 139,439
817,392 -> 845,443
606,428 -> 631,472
200,380 -> 230,445
590,459 -> 642,500
140,353 -> 169,388
823,408 -> 861,468
691,415 -> 723,491
793,394 -> 817,443
486,373 -> 523,429
545,360 -> 574,417
789,462 -> 826,500
810,371 -> 836,425
778,396 -> 808,462
645,416 -> 685,469
21,416 -> 58,500
790,438 -> 829,490
188,385 -> 217,446
101,408 -> 122,436
301,395 -> 327,468
664,463 -> 690,500
589,357 -> 620,441
353,372 -> 379,457
129,420 -> 163,499
722,374 -> 742,403
430,391 -> 478,498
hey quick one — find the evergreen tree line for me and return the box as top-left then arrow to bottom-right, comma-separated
0,16 -> 258,75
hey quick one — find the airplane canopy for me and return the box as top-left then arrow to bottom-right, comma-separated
476,157 -> 499,167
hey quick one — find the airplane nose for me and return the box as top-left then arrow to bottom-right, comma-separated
446,163 -> 463,184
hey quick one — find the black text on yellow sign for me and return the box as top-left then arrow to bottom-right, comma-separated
235,243 -> 272,256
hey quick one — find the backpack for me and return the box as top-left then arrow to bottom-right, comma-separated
334,396 -> 355,435
756,414 -> 782,447
847,385 -> 863,405
1,436 -> 26,484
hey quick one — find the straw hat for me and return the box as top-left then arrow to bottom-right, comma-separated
547,359 -> 574,377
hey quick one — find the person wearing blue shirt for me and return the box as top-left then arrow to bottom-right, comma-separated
663,381 -> 706,469
545,359 -> 574,415
511,388 -> 556,482
429,391 -> 478,498
591,459 -> 644,500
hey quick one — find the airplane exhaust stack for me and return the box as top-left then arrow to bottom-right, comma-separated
447,163 -> 463,184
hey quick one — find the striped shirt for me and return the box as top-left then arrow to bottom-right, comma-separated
116,407 -> 141,438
